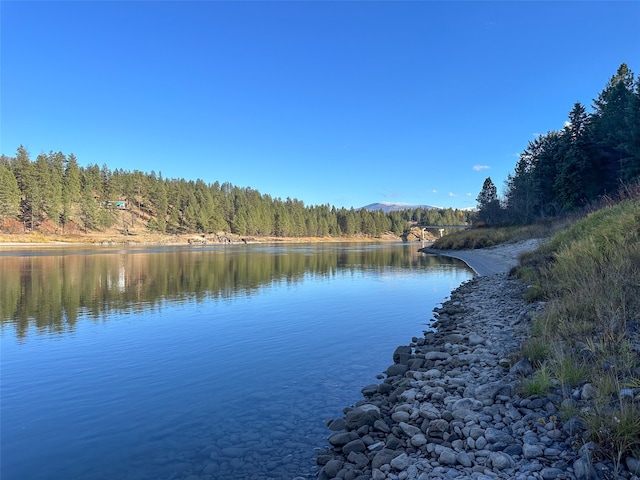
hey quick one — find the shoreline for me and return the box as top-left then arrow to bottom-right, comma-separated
419,238 -> 544,277
309,241 -> 635,479
0,232 -> 406,249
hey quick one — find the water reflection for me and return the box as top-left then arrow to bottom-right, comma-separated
0,243 -> 469,338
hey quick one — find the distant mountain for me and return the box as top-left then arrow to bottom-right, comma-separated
361,202 -> 440,213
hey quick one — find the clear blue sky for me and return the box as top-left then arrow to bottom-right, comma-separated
1,1 -> 638,210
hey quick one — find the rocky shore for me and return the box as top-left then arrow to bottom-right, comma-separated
308,242 -> 639,480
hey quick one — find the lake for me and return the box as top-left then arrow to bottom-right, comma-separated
0,242 -> 473,480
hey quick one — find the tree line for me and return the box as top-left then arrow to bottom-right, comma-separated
476,63 -> 640,225
0,148 -> 473,238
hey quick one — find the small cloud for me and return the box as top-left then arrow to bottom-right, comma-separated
473,165 -> 490,171
466,193 -> 472,196
431,189 -> 438,194
449,192 -> 457,197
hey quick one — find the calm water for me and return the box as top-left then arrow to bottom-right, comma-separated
0,243 -> 473,480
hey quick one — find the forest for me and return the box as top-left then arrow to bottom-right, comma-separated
5,63 -> 635,237
476,63 -> 640,225
0,148 -> 472,239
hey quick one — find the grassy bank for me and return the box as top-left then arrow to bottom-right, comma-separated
429,220 -> 572,250
431,197 -> 640,469
516,197 -> 640,468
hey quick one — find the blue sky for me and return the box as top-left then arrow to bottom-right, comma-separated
1,1 -> 638,210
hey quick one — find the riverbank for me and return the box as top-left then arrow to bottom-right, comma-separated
419,238 -> 543,276
0,231 -> 406,248
309,241 -> 638,479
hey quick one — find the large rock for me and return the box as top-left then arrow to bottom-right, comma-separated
390,453 -> 410,470
393,345 -> 412,364
321,459 -> 343,478
489,451 -> 515,470
371,448 -> 403,469
328,431 -> 358,447
342,438 -> 366,455
345,404 -> 381,430
385,364 -> 409,377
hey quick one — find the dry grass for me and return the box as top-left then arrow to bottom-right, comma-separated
431,219 -> 572,250
515,197 -> 640,465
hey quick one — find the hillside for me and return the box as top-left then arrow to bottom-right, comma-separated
362,202 -> 439,212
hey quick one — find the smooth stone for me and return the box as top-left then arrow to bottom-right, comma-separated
419,403 -> 440,420
523,443 -> 544,459
438,447 -> 457,466
361,384 -> 379,397
342,439 -> 366,454
372,469 -> 386,480
399,421 -> 421,437
510,358 -> 533,376
385,364 -> 409,376
410,433 -> 427,447
581,383 -> 597,400
489,452 -> 514,470
540,467 -> 565,479
347,451 -> 369,469
328,431 -> 358,447
504,444 -> 522,456
322,459 -> 344,478
374,419 -> 391,433
424,368 -> 442,379
484,427 -> 514,445
626,456 -> 640,474
372,448 -> 403,469
391,411 -> 411,423
345,404 -> 381,430
424,351 -> 451,361
429,418 -> 449,432
327,418 -> 346,431
390,453 -> 410,470
393,345 -> 412,364
452,397 -> 483,411
457,451 -> 473,467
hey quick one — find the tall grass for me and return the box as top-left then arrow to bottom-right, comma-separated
431,219 -> 573,250
516,197 -> 640,465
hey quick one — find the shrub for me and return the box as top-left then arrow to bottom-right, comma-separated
521,365 -> 554,395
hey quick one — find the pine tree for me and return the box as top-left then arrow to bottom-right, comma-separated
476,177 -> 502,225
62,153 -> 81,230
590,63 -> 637,188
504,150 -> 537,224
555,103 -> 596,209
46,151 -> 65,229
0,165 -> 20,219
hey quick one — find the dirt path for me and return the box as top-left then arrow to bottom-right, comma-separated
421,238 -> 544,276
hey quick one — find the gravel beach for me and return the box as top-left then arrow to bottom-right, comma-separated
306,240 -> 640,480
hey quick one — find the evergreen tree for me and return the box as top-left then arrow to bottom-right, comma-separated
529,131 -> 564,216
149,174 -> 168,232
504,152 -> 536,224
62,154 -> 81,230
555,102 -> 596,209
590,63 -> 637,188
628,76 -> 640,182
0,165 -> 20,219
46,151 -> 65,229
476,177 -> 502,225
